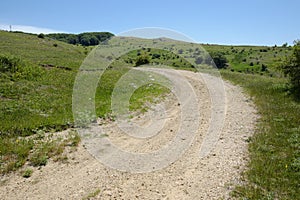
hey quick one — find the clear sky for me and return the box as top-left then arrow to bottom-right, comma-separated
0,0 -> 299,45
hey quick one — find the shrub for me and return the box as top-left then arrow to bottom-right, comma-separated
151,53 -> 161,59
261,64 -> 268,72
135,54 -> 150,67
282,42 -> 288,48
0,54 -> 43,80
210,52 -> 228,69
281,41 -> 300,94
37,33 -> 45,39
0,54 -> 21,73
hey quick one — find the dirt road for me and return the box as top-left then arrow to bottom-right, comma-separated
0,69 -> 257,199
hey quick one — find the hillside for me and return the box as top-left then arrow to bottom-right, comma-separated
0,30 -> 90,136
0,30 -> 89,68
0,31 -> 299,199
203,44 -> 292,74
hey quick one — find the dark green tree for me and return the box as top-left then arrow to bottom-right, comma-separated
89,36 -> 99,45
47,32 -> 114,46
67,35 -> 79,45
80,35 -> 91,46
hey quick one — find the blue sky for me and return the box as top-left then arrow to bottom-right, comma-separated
0,0 -> 299,45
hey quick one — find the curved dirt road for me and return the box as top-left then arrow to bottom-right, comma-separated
0,69 -> 257,199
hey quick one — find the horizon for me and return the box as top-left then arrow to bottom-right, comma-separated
1,0 -> 299,46
1,28 -> 289,47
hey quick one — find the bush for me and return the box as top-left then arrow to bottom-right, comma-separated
151,53 -> 161,59
0,54 -> 22,73
0,54 -> 43,80
261,64 -> 268,72
210,52 -> 228,69
178,49 -> 183,54
281,41 -> 300,94
135,54 -> 150,67
37,33 -> 45,39
282,42 -> 288,48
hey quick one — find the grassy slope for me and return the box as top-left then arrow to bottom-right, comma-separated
0,31 -> 90,173
0,31 -> 89,68
206,44 -> 299,199
0,31 -> 88,136
203,44 -> 291,74
0,32 -> 172,136
203,43 -> 299,199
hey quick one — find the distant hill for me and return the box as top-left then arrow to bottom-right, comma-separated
46,32 -> 114,46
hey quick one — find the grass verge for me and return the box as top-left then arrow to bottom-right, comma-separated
221,71 -> 300,200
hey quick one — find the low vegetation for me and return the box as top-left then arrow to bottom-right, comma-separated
224,41 -> 299,199
120,48 -> 194,68
22,168 -> 33,178
0,130 -> 80,174
281,40 -> 300,95
221,71 -> 300,199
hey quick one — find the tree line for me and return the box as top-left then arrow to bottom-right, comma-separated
45,32 -> 114,46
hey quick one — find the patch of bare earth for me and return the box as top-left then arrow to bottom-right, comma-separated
0,69 -> 257,199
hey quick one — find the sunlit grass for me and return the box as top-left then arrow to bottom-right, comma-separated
221,71 -> 300,200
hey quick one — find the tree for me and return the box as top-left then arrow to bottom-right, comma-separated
47,32 -> 114,46
67,35 -> 79,45
89,36 -> 99,45
80,35 -> 91,46
282,40 -> 300,94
